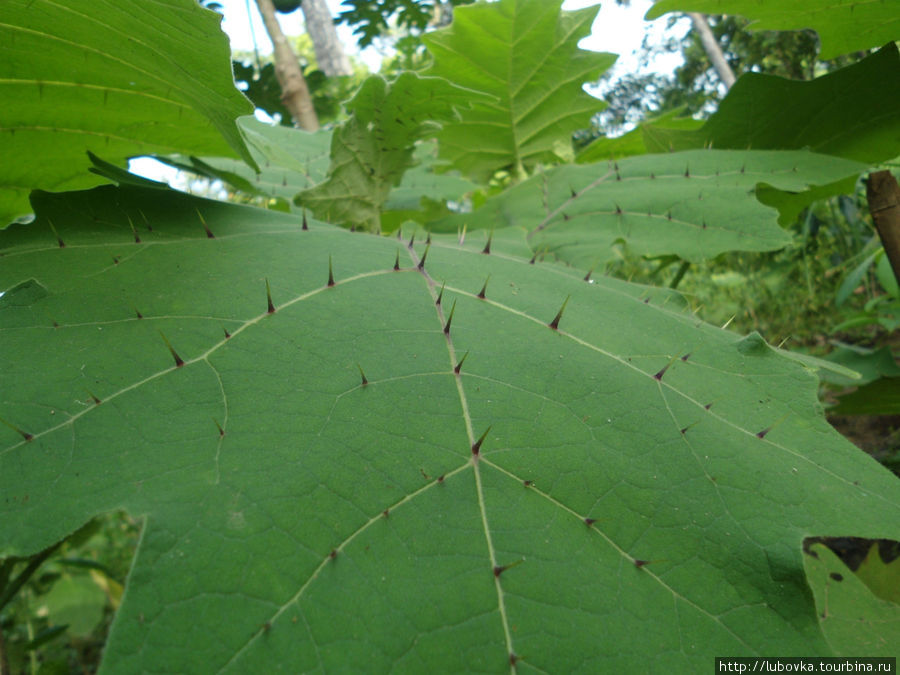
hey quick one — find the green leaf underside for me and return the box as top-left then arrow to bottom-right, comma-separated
643,45 -> 900,165
159,117 -> 334,205
646,0 -> 900,60
431,149 -> 867,266
2,184 -> 899,671
296,73 -> 481,232
0,0 -> 254,226
423,0 -> 616,181
803,544 -> 900,657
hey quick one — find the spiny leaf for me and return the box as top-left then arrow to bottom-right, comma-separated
1,183 -> 899,670
423,0 -> 616,181
0,0 -> 255,226
432,149 -> 867,266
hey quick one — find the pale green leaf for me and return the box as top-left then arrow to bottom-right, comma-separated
639,45 -> 900,224
423,0 -> 616,181
160,116 -> 334,207
1,183 -> 899,670
431,149 -> 867,266
646,0 -> 900,60
40,575 -> 107,638
296,73 -> 481,232
0,0 -> 255,226
577,108 -> 703,163
384,142 -> 476,213
855,542 -> 900,604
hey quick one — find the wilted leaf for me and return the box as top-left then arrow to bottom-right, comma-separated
296,73 -> 481,231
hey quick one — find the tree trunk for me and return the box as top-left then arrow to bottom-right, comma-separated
255,0 -> 319,130
301,0 -> 352,77
867,170 -> 900,288
687,12 -> 736,89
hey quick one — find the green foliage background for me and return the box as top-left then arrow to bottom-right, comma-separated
1,0 -> 898,671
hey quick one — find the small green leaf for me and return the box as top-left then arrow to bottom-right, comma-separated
803,543 -> 900,656
854,543 -> 900,604
578,108 -> 703,163
39,575 -> 107,638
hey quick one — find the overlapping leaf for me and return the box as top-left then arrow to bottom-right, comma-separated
646,0 -> 900,60
296,73 -> 482,232
0,0 -> 255,226
803,543 -> 900,656
641,45 -> 900,163
431,149 -> 867,267
423,0 -> 616,181
160,116 -> 333,208
2,183 -> 899,671
577,108 -> 704,163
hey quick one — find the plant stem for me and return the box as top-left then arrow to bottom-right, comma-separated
669,260 -> 691,289
0,543 -> 62,613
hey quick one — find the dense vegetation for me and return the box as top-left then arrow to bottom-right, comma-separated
0,0 -> 898,671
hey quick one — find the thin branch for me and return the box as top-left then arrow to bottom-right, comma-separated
254,0 -> 320,130
688,12 -> 736,89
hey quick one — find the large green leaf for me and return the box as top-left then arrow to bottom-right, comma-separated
642,45 -> 900,164
431,149 -> 868,266
2,183 -> 899,671
423,0 -> 616,181
646,0 -> 900,60
296,73 -> 480,232
0,0 -> 255,226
